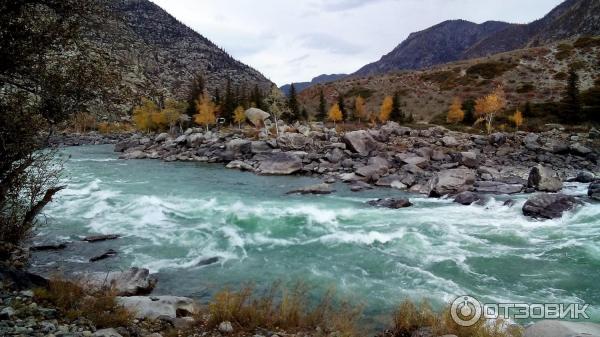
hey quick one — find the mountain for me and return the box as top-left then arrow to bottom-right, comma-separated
84,0 -> 272,113
280,74 -> 347,96
353,0 -> 600,76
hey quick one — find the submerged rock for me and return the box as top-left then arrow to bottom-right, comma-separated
286,183 -> 334,195
453,191 -> 486,205
30,242 -> 68,251
83,234 -> 120,242
367,198 -> 412,209
474,181 -> 523,194
522,193 -> 580,219
89,249 -> 117,262
527,165 -> 562,192
589,181 -> 600,201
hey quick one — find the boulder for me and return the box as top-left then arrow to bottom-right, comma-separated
93,328 -> 123,337
453,191 -> 485,205
428,168 -> 476,197
524,320 -> 600,337
569,171 -> 596,183
527,165 -> 562,192
325,148 -> 345,163
89,249 -> 117,262
78,267 -> 156,296
114,140 -> 138,152
473,181 -> 523,194
343,130 -> 378,156
589,181 -> 600,201
226,139 -> 251,156
522,193 -> 580,219
367,198 -> 412,209
569,142 -> 592,156
277,133 -> 312,151
459,151 -> 479,168
225,160 -> 254,171
245,108 -> 270,127
489,132 -> 506,145
544,139 -> 569,154
257,153 -> 302,175
286,183 -> 334,195
441,136 -> 459,147
400,155 -> 429,168
186,133 -> 204,147
250,141 -> 272,154
117,296 -> 197,319
154,133 -> 170,142
119,150 -> 147,160
590,128 -> 600,139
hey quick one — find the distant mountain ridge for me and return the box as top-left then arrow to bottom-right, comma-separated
82,0 -> 273,113
353,0 -> 600,76
280,74 -> 347,96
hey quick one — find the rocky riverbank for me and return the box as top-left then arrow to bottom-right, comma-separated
58,122 -> 599,219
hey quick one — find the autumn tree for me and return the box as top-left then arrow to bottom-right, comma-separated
264,85 -> 289,136
511,109 -> 524,130
475,86 -> 506,134
162,99 -> 187,133
355,96 -> 367,123
328,103 -> 343,127
233,105 -> 246,129
133,99 -> 160,132
195,92 -> 217,132
446,97 -> 465,124
318,89 -> 327,121
379,96 -> 393,123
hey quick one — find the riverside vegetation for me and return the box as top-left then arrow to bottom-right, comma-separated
2,1 -> 600,337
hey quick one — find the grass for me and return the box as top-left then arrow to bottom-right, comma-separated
33,278 -> 133,328
390,299 -> 523,337
198,282 -> 363,337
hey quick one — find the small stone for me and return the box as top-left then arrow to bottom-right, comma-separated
219,321 -> 234,333
0,307 -> 15,319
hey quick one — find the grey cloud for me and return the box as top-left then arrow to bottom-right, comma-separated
320,0 -> 391,12
299,33 -> 362,54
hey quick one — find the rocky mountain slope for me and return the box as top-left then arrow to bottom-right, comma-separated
299,37 -> 600,122
84,0 -> 272,114
353,0 -> 600,76
280,73 -> 347,96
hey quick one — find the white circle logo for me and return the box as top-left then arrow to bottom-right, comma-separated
451,295 -> 482,326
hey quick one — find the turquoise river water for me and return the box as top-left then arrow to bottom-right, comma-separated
31,145 -> 600,325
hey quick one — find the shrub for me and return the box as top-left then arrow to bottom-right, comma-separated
467,62 -> 517,79
516,83 -> 535,94
34,278 -> 133,329
345,87 -> 375,99
573,36 -> 600,49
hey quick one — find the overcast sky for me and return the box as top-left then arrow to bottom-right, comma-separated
150,0 -> 564,86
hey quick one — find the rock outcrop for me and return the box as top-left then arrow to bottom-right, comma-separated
78,267 -> 156,296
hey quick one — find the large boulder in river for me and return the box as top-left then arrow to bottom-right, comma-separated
257,153 -> 302,175
367,198 -> 412,209
78,267 -> 156,296
453,191 -> 486,205
527,165 -> 562,192
343,130 -> 378,156
524,320 -> 600,337
117,296 -> 198,319
245,108 -> 270,127
522,193 -> 580,219
286,183 -> 333,195
427,168 -> 476,197
589,181 -> 600,201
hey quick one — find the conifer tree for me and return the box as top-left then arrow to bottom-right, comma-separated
562,68 -> 581,123
523,101 -> 532,117
390,92 -> 403,122
186,74 -> 205,116
288,84 -> 299,121
337,95 -> 346,121
318,89 -> 327,121
462,99 -> 476,125
223,78 -> 235,122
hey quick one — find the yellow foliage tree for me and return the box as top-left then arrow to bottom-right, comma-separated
446,97 -> 465,124
194,92 -> 217,131
511,109 -> 524,130
328,103 -> 343,127
475,86 -> 506,134
355,96 -> 366,123
162,99 -> 186,133
132,98 -> 159,132
379,96 -> 393,123
233,105 -> 246,129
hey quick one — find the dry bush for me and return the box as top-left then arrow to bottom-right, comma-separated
72,112 -> 97,133
390,299 -> 523,337
202,282 -> 363,337
34,278 -> 133,328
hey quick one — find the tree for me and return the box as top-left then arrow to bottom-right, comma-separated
511,109 -> 524,130
337,95 -> 346,121
355,96 -> 366,122
446,97 -> 465,124
561,68 -> 581,123
475,86 -> 506,134
162,99 -> 187,133
379,96 -> 393,123
288,84 -> 299,121
301,107 -> 310,122
1,0 -> 114,256
328,103 -> 343,127
223,78 -> 235,122
133,99 -> 159,132
251,85 -> 264,110
233,105 -> 246,129
194,92 -> 217,131
186,74 -> 204,116
318,89 -> 327,121
523,101 -> 532,117
264,85 -> 289,136
390,92 -> 403,122
462,99 -> 476,125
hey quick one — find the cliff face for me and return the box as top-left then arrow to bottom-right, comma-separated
353,0 -> 600,76
83,0 -> 272,113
